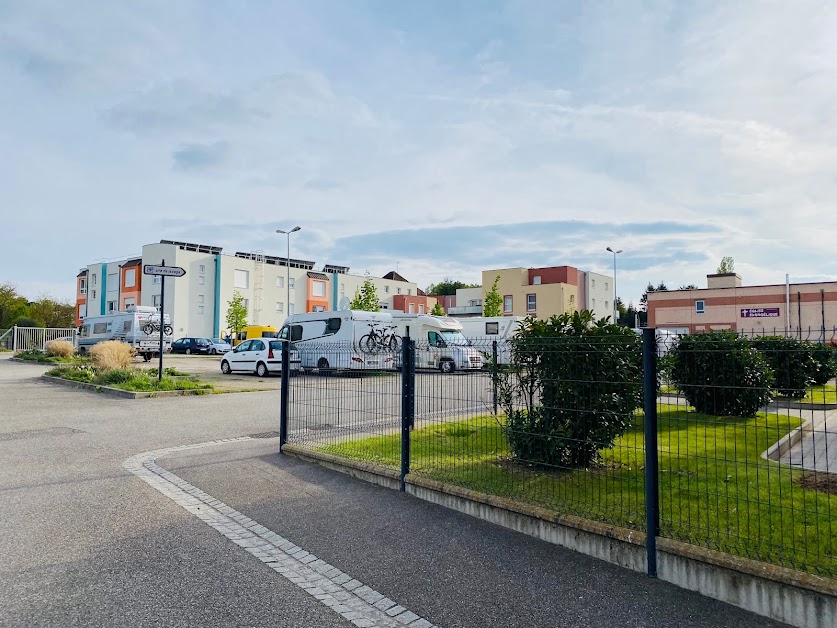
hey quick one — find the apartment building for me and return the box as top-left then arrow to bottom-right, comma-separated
75,240 -> 423,337
479,265 -> 614,321
648,273 -> 837,337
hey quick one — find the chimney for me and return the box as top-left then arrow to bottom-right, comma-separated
706,273 -> 742,289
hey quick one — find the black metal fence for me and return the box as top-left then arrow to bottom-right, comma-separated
280,330 -> 837,580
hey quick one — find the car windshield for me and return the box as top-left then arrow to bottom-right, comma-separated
211,338 -> 225,344
440,330 -> 470,346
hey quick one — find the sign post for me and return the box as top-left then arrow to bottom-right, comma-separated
143,262 -> 187,381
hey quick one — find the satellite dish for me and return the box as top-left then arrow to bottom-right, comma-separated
339,296 -> 350,311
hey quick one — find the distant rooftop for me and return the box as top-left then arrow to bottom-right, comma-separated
160,239 -> 223,254
234,252 -> 315,270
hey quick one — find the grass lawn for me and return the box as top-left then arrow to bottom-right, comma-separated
797,384 -> 837,404
319,406 -> 837,578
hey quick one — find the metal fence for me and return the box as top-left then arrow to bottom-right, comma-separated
280,330 -> 837,580
6,326 -> 76,352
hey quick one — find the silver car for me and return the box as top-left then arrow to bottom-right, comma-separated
206,338 -> 232,355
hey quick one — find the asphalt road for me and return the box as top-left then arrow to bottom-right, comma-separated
0,354 -> 789,627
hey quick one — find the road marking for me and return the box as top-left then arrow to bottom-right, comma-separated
123,437 -> 437,628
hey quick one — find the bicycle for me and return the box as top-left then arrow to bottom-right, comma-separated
359,323 -> 401,354
142,322 -> 173,336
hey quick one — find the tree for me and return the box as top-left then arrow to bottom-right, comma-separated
226,291 -> 248,339
350,275 -> 380,311
483,275 -> 502,317
0,283 -> 30,328
679,284 -> 698,290
717,256 -> 735,274
430,301 -> 446,316
426,278 -> 479,296
27,298 -> 75,328
617,300 -> 639,328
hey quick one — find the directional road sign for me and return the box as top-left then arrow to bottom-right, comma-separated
143,264 -> 186,277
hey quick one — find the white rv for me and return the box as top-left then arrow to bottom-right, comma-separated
390,313 -> 484,373
78,306 -> 172,361
279,310 -> 398,372
454,316 -> 526,365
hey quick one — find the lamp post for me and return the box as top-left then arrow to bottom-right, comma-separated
606,246 -> 623,325
276,226 -> 301,319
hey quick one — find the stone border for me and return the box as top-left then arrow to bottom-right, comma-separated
763,410 -> 835,463
284,445 -> 837,628
123,438 -> 437,628
41,374 -> 212,399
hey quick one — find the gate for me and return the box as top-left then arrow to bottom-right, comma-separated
10,326 -> 76,352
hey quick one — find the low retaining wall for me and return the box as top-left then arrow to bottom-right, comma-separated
40,375 -> 211,399
283,445 -> 837,628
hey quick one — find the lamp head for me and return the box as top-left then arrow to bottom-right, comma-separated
290,226 -> 301,233
607,246 -> 613,253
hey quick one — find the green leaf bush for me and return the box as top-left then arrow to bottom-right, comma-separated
751,336 -> 817,399
810,343 -> 837,386
500,311 -> 642,468
671,332 -> 772,416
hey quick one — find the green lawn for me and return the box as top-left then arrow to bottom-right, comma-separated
320,407 -> 837,578
797,384 -> 837,404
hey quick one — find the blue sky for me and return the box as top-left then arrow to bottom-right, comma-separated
2,1 -> 836,306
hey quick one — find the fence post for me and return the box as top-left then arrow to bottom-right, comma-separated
492,340 -> 499,416
280,341 -> 290,451
12,325 -> 17,352
400,330 -> 413,491
642,327 -> 660,577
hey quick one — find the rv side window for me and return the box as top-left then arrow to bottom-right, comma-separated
80,325 -> 90,337
123,320 -> 132,332
93,322 -> 108,334
302,321 -> 326,340
290,325 -> 303,341
485,322 -> 499,335
326,318 -> 341,334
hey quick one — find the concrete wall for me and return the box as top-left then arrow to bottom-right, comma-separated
580,271 -> 614,321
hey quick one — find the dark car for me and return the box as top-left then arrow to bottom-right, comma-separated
170,337 -> 212,355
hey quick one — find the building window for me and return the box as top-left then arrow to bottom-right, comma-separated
198,276 -> 205,285
605,301 -> 609,310
289,278 -> 295,289
695,300 -> 705,314
312,281 -> 326,298
197,305 -> 205,315
152,295 -> 161,307
407,289 -> 412,296
124,269 -> 136,288
124,298 -> 135,308
108,273 -> 118,292
276,302 -> 284,313
591,279 -> 595,288
107,301 -> 116,312
199,264 -> 206,274
340,283 -> 345,296
91,274 -> 97,286
503,295 -> 513,313
384,286 -> 389,293
592,298 -> 596,307
234,269 -> 249,289
153,275 -> 162,285
276,277 -> 284,289
397,287 -> 402,295
79,278 -> 87,294
288,303 -> 295,315
533,276 -> 541,285
312,306 -> 325,312
605,282 -> 609,291
409,303 -> 416,313
78,304 -> 87,318
91,290 -> 96,299
242,298 -> 249,314
418,304 -> 425,314
527,294 -> 536,311
198,295 -> 204,304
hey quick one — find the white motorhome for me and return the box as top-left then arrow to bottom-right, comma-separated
454,316 -> 526,365
78,306 -> 172,361
391,313 -> 483,373
279,310 -> 397,372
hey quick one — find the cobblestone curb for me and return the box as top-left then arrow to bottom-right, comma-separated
123,438 -> 437,628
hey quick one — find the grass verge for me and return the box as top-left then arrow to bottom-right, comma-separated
16,349 -> 89,364
318,406 -> 837,578
45,365 -> 212,393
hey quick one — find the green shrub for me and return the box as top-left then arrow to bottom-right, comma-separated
810,343 -> 837,386
47,365 -> 95,383
17,349 -> 48,361
751,336 -> 816,399
671,332 -> 772,416
499,311 -> 642,468
95,368 -> 137,385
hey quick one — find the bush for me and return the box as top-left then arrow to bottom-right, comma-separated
46,365 -> 95,383
91,341 -> 135,370
671,332 -> 772,416
95,368 -> 137,385
751,336 -> 817,399
12,316 -> 40,328
810,343 -> 837,386
45,340 -> 74,358
499,311 -> 642,468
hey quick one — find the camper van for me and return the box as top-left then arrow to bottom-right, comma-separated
279,310 -> 397,373
234,325 -> 279,346
454,316 -> 526,365
391,313 -> 484,373
78,306 -> 172,360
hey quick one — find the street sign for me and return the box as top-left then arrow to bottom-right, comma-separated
740,307 -> 780,318
143,264 -> 186,277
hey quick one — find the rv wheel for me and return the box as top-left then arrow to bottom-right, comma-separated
143,354 -> 152,362
317,358 -> 333,377
440,360 -> 455,374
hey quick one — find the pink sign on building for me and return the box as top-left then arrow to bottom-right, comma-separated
740,308 -> 781,318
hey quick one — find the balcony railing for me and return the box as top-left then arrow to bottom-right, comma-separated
447,305 -> 482,315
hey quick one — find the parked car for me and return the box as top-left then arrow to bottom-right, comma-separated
207,338 -> 232,355
220,339 -> 302,377
170,337 -> 213,355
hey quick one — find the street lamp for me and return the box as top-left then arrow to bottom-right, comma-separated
606,246 -> 623,324
276,226 -> 301,318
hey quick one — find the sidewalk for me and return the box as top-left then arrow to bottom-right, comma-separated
161,438 -> 789,628
778,409 -> 837,473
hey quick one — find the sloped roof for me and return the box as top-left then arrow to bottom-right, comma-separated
307,271 -> 330,281
383,271 -> 408,282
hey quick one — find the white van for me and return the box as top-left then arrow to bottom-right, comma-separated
390,313 -> 483,373
454,316 -> 525,365
279,310 -> 397,372
78,306 -> 172,361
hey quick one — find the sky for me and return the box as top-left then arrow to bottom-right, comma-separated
2,0 -> 837,306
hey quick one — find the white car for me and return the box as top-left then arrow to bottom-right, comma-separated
220,338 -> 302,377
206,338 -> 232,355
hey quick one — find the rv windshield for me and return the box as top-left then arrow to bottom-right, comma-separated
439,330 -> 470,346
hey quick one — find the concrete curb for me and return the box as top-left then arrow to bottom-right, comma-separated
40,374 -> 212,399
283,444 -> 837,628
763,411 -> 835,463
